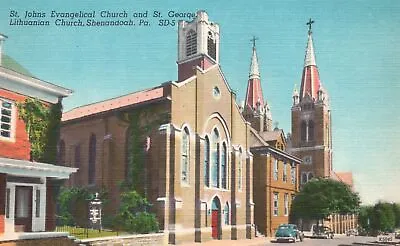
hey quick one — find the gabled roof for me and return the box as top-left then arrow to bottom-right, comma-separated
334,172 -> 354,188
259,129 -> 287,146
62,85 -> 167,122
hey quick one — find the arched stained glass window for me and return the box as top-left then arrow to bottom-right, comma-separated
88,134 -> 96,184
204,136 -> 210,187
211,129 -> 220,188
301,121 -> 307,142
181,127 -> 190,183
221,143 -> 227,189
238,148 -> 243,190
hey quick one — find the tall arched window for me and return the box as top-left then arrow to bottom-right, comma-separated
57,140 -> 65,166
204,136 -> 210,187
309,121 -> 314,141
74,144 -> 81,168
181,127 -> 190,184
308,172 -> 314,181
301,121 -> 307,142
211,129 -> 220,188
224,202 -> 229,225
238,148 -> 243,190
186,30 -> 197,57
301,172 -> 307,184
125,127 -> 133,180
221,143 -> 227,189
88,134 -> 96,185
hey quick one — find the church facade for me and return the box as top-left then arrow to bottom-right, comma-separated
61,11 -> 254,244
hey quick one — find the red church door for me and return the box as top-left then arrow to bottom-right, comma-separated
211,210 -> 219,239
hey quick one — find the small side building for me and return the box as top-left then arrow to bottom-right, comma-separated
0,34 -> 76,237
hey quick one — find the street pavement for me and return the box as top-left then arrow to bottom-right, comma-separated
180,235 -> 384,246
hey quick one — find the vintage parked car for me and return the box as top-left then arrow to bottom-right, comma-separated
346,228 -> 359,236
316,226 -> 334,239
274,224 -> 304,243
303,224 -> 334,239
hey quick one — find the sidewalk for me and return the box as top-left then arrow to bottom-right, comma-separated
180,236 -> 272,246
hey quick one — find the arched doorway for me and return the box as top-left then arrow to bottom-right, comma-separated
211,196 -> 221,239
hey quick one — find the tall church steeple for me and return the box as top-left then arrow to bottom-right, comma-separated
290,19 -> 333,183
243,37 -> 273,132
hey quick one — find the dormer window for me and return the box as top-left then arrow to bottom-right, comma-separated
186,30 -> 197,57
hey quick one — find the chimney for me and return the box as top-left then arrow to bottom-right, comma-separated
0,33 -> 8,66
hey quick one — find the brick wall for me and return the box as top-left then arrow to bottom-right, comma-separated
0,89 -> 30,161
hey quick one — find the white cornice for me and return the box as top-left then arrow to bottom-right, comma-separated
0,157 -> 77,179
0,67 -> 72,103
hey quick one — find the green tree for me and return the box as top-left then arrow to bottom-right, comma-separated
290,178 -> 360,223
393,203 -> 400,228
370,202 -> 396,232
358,205 -> 373,231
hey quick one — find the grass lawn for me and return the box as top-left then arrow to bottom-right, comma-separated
56,226 -> 120,239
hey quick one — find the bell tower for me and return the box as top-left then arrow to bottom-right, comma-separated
177,10 -> 220,81
290,19 -> 333,184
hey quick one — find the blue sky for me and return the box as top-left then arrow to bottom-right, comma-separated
1,0 -> 399,205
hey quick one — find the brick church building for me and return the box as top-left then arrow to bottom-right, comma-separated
61,11 -> 255,244
287,20 -> 357,234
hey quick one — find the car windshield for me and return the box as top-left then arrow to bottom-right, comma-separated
278,226 -> 289,230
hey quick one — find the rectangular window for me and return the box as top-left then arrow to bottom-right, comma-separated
283,162 -> 287,182
273,159 -> 278,181
291,164 -> 296,184
5,188 -> 10,218
35,189 -> 40,217
284,193 -> 289,216
0,99 -> 13,139
273,192 -> 279,216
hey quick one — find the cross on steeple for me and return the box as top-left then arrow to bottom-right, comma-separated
306,18 -> 314,34
250,36 -> 258,49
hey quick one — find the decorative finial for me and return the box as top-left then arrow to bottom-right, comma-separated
306,18 -> 314,35
250,36 -> 258,49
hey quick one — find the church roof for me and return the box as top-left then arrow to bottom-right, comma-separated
299,29 -> 321,101
62,85 -> 166,122
335,172 -> 354,188
259,130 -> 285,142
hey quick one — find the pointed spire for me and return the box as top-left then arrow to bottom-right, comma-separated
304,33 -> 316,67
249,36 -> 260,79
245,36 -> 264,111
299,18 -> 321,101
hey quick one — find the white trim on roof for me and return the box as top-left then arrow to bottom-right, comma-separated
0,67 -> 72,102
0,157 -> 77,179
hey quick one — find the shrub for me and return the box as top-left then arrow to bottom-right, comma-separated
113,190 -> 159,233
